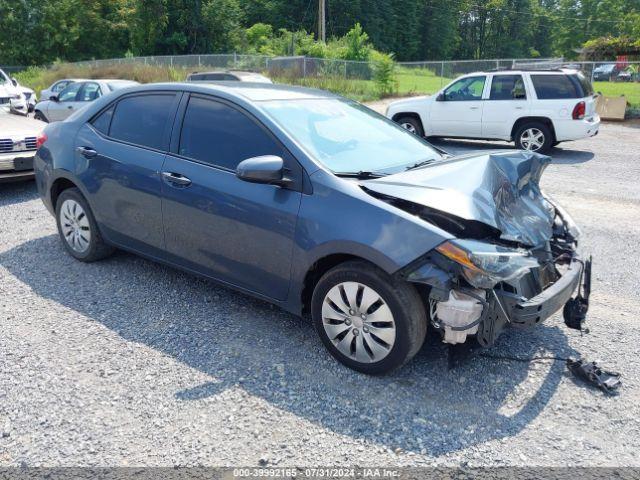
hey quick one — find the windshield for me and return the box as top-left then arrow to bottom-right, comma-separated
261,98 -> 442,175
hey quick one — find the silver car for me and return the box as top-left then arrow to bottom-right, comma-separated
34,79 -> 138,123
40,78 -> 84,102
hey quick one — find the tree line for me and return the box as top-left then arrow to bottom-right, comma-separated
1,0 -> 639,66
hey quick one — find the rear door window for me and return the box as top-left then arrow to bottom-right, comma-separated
489,75 -> 526,100
109,94 -> 176,150
531,75 -> 581,99
178,96 -> 285,170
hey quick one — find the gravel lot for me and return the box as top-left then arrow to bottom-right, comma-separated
1,116 -> 639,467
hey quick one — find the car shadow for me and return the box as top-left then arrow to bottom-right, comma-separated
0,180 -> 38,207
430,138 -> 595,165
1,235 -> 578,456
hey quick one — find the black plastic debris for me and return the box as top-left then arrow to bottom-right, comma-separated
566,358 -> 621,395
564,256 -> 592,331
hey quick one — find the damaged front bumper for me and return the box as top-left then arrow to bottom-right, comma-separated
476,254 -> 591,346
401,218 -> 592,347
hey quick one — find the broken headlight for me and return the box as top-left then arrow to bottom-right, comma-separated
436,239 -> 540,289
545,194 -> 581,240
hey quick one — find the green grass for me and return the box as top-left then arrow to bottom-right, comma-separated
395,67 -> 451,96
594,81 -> 640,108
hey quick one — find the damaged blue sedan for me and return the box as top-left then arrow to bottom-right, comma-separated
34,83 -> 591,374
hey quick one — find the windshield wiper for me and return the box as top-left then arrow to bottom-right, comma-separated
405,159 -> 438,171
335,171 -> 387,179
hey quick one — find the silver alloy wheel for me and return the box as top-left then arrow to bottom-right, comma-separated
520,128 -> 545,151
60,199 -> 91,253
401,122 -> 417,134
321,282 -> 396,363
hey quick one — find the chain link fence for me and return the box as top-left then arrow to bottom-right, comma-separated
0,66 -> 27,74
6,54 -> 638,110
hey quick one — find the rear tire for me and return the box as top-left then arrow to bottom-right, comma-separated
311,260 -> 427,374
55,188 -> 114,262
514,121 -> 553,154
396,116 -> 424,137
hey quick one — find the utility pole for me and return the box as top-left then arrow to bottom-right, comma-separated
318,0 -> 326,42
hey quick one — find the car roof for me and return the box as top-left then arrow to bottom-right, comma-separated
122,81 -> 340,102
464,68 -> 580,76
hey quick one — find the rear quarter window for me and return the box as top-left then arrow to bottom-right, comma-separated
531,74 -> 583,99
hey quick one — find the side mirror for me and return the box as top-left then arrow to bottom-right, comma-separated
436,92 -> 445,102
236,155 -> 290,186
11,77 -> 18,87
50,95 -> 59,102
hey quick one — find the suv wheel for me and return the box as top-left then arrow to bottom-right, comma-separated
396,116 -> 424,137
55,188 -> 114,262
514,122 -> 553,153
311,260 -> 427,374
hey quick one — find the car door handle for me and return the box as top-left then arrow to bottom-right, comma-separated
67,106 -> 74,109
162,172 -> 192,187
76,146 -> 97,158
470,106 -> 479,110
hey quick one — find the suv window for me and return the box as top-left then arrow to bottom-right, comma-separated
109,94 -> 176,150
490,75 -> 526,100
531,74 -> 581,99
58,82 -> 83,102
179,96 -> 284,170
573,73 -> 594,97
444,76 -> 486,101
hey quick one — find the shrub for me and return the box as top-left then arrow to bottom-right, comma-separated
372,52 -> 397,97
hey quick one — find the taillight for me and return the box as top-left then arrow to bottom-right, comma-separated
572,101 -> 586,120
36,132 -> 47,149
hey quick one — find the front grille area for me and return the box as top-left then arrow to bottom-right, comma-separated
0,97 -> 9,105
0,137 -> 37,153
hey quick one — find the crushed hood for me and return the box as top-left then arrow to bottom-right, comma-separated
362,150 -> 555,247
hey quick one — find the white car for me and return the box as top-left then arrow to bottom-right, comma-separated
386,69 -> 600,153
186,70 -> 273,83
0,110 -> 46,182
34,79 -> 138,122
0,68 -> 28,115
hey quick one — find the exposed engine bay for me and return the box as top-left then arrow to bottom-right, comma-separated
361,150 -> 592,346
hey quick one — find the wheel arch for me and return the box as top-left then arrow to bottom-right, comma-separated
300,251 -> 400,317
34,109 -> 48,122
511,116 -> 556,142
392,112 -> 424,130
50,176 -> 80,210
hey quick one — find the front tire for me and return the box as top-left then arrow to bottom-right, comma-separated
396,116 -> 424,137
514,121 -> 553,153
55,188 -> 114,262
311,260 -> 427,374
34,110 -> 48,123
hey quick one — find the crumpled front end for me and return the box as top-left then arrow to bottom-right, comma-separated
362,150 -> 591,346
400,206 -> 590,346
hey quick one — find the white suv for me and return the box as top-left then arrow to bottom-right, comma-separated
386,69 -> 600,153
